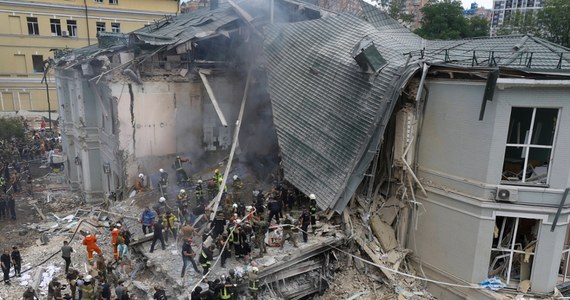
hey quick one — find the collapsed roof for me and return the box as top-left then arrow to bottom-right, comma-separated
55,0 -> 570,213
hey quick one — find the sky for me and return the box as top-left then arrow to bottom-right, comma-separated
461,0 -> 493,9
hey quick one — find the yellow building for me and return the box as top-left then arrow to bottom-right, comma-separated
0,0 -> 179,115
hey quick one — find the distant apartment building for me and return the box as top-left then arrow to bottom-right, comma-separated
0,0 -> 179,116
464,2 -> 492,21
491,0 -> 545,35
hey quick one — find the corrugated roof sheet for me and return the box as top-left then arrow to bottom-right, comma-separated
264,13 -> 421,211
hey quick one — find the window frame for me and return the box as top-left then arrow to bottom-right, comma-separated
111,22 -> 121,33
94,0 -> 103,3
96,22 -> 106,33
50,18 -> 62,36
27,17 -> 39,35
110,0 -> 119,4
32,55 -> 44,73
66,20 -> 77,37
501,107 -> 560,186
489,215 -> 541,286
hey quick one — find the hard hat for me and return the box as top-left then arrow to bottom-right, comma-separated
159,197 -> 166,203
214,169 -> 219,173
85,231 -> 91,235
180,189 -> 186,193
309,194 -> 316,200
176,155 -> 180,159
229,269 -> 235,276
233,175 -> 238,180
116,223 -> 122,227
84,275 -> 92,283
159,168 -> 164,173
138,173 -> 144,178
198,180 -> 203,184
252,267 -> 259,273
232,203 -> 238,208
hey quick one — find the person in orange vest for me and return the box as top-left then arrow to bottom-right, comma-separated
111,223 -> 121,260
82,231 -> 102,262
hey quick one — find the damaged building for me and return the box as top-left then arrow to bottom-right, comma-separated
54,0 -> 570,299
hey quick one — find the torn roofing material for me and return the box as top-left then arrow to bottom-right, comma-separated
264,13 -> 421,212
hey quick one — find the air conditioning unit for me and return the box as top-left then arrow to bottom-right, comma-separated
495,187 -> 518,202
61,30 -> 69,37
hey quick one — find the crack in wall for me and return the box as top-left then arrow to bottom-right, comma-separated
128,83 -> 136,152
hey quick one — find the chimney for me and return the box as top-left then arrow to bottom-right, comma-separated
210,0 -> 219,10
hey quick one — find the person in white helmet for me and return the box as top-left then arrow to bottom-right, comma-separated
195,180 -> 205,206
231,175 -> 244,202
153,196 -> 170,216
158,169 -> 169,198
134,173 -> 146,192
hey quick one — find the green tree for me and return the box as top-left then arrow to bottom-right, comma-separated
538,0 -> 570,48
414,0 -> 469,39
466,16 -> 490,37
387,0 -> 414,23
0,117 -> 25,141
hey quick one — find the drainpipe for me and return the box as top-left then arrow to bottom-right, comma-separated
551,187 -> 570,232
83,0 -> 91,45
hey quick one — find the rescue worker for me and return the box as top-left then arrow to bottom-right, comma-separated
140,207 -> 155,235
299,208 -> 311,243
61,241 -> 73,274
195,180 -> 205,206
248,267 -> 259,299
211,211 -> 226,240
134,173 -> 146,193
174,155 -> 191,185
181,238 -> 200,278
177,189 -> 189,221
280,214 -> 298,248
218,277 -> 234,300
158,168 -> 168,198
253,216 -> 268,257
81,275 -> 95,300
199,245 -> 215,275
231,175 -> 243,202
309,194 -> 318,233
111,224 -> 121,260
216,233 -> 230,268
1,249 -> 10,285
190,286 -> 202,300
212,169 -> 222,189
82,231 -> 102,262
267,196 -> 280,224
149,221 -> 166,253
153,196 -> 170,216
232,226 -> 243,260
162,211 -> 178,243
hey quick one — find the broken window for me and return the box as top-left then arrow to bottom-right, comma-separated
50,19 -> 62,36
32,55 -> 44,73
489,216 -> 539,286
96,22 -> 106,33
111,23 -> 120,33
67,20 -> 77,37
559,225 -> 570,283
501,107 -> 559,185
27,17 -> 39,35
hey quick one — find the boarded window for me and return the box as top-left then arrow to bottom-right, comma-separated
18,93 -> 32,111
1,93 -> 15,111
9,16 -> 22,34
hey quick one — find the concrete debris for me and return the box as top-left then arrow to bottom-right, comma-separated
370,214 -> 398,251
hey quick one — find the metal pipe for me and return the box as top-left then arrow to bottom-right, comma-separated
209,68 -> 253,217
83,0 -> 91,46
415,63 -> 429,118
199,71 -> 228,127
551,187 -> 570,232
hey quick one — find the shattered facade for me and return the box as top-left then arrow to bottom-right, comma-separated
54,0 -> 570,299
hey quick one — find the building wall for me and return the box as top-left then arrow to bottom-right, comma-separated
413,79 -> 570,295
0,0 -> 179,114
490,0 -> 545,35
